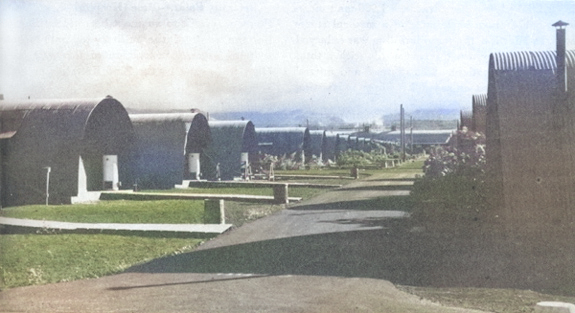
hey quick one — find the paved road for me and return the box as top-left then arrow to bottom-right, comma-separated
0,172 -> 490,313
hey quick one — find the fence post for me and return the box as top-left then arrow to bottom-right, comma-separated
350,166 -> 359,179
273,184 -> 289,204
204,199 -> 225,224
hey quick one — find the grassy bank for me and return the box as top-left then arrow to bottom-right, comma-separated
1,200 -> 205,224
0,161 -> 423,290
1,233 -> 202,289
0,197 -> 287,289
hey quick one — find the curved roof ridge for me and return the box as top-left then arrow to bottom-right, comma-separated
0,98 -> 103,112
472,94 -> 487,107
129,112 -> 203,123
491,50 -> 575,71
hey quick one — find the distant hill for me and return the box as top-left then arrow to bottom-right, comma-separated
209,110 -> 354,129
383,108 -> 460,121
383,108 -> 459,130
125,107 -> 459,131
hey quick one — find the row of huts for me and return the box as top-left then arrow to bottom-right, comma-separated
457,20 -> 575,229
0,97 -> 382,207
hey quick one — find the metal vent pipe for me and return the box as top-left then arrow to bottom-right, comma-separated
553,20 -> 569,93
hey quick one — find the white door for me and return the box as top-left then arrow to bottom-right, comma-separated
241,152 -> 249,179
188,153 -> 201,180
103,155 -> 119,190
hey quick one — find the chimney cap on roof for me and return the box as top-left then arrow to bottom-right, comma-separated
552,20 -> 569,28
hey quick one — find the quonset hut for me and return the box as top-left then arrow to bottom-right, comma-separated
348,136 -> 359,150
486,21 -> 575,228
379,130 -> 454,147
323,131 -> 339,162
472,94 -> 487,133
460,110 -> 473,130
0,96 -> 134,206
128,113 -> 211,189
255,127 -> 312,163
336,134 -> 351,155
308,130 -> 326,161
203,120 -> 258,181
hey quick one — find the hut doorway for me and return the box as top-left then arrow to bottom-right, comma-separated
78,154 -> 120,192
78,156 -> 88,195
80,154 -> 104,191
187,153 -> 201,180
103,155 -> 119,190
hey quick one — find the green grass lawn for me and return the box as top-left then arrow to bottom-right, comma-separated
0,162 -> 425,290
147,186 -> 326,200
1,200 -> 205,224
273,167 -> 376,177
0,233 -> 202,289
274,160 -> 424,176
0,197 -> 287,289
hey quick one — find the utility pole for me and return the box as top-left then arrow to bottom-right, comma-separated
410,116 -> 413,155
400,104 -> 405,162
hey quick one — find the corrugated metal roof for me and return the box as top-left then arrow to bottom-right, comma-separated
380,130 -> 455,145
0,97 -> 127,138
490,50 -> 575,71
472,94 -> 487,107
129,112 -> 203,123
0,98 -> 104,112
208,120 -> 252,128
309,130 -> 326,136
255,127 -> 308,134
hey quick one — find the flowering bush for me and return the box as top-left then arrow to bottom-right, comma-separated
412,127 -> 489,226
423,127 -> 486,178
336,150 -> 390,167
254,152 -> 305,172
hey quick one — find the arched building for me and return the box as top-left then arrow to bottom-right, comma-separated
203,120 -> 258,181
0,96 -> 134,206
308,130 -> 326,161
472,94 -> 487,133
459,110 -> 473,130
323,131 -> 339,162
255,127 -> 312,163
336,134 -> 351,155
348,136 -> 359,151
486,26 -> 575,228
128,113 -> 211,189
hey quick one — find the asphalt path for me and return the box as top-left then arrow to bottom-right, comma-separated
0,171 -> 490,313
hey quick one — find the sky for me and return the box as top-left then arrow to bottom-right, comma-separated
1,0 -> 574,123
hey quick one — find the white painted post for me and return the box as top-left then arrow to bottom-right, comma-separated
44,166 -> 51,205
204,199 -> 225,224
241,152 -> 249,180
273,184 -> 289,204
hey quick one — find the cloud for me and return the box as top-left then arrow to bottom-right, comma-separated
1,0 -> 574,121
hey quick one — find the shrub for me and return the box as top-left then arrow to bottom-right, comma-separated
423,128 -> 485,178
412,128 -> 489,226
335,150 -> 389,167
